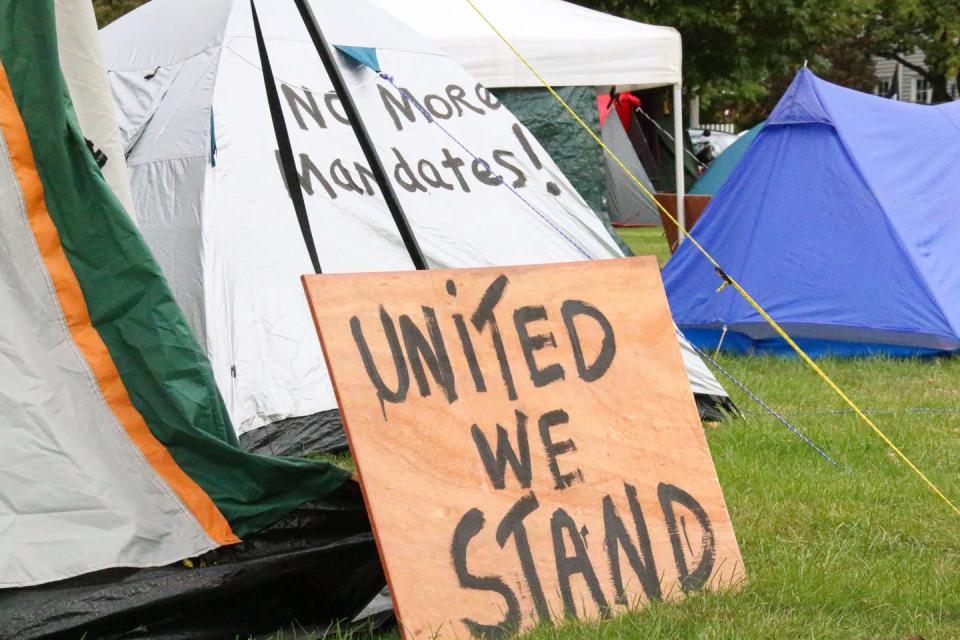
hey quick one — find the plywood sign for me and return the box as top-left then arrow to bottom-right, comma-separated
303,257 -> 743,639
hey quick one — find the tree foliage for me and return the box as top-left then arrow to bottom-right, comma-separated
92,0 -> 145,27
574,0 -> 958,124
94,0 -> 959,121
574,0 -> 878,125
866,0 -> 960,102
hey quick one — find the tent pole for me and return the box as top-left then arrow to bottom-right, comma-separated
672,82 -> 685,244
250,0 -> 322,274
292,0 -> 428,270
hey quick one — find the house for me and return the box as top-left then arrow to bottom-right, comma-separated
874,51 -> 959,103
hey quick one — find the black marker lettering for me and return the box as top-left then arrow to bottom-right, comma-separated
471,410 -> 531,489
451,509 -> 521,639
551,508 -> 610,619
657,482 -> 716,593
472,159 -> 503,186
418,159 -> 455,190
476,83 -> 501,110
399,306 -> 457,402
513,305 -> 564,387
538,409 -> 583,490
454,313 -> 487,392
561,300 -> 616,382
392,148 -> 427,193
350,307 -> 408,418
323,90 -> 350,125
496,492 -> 550,623
492,150 -> 526,188
470,275 -> 516,400
330,158 -> 363,194
441,147 -> 471,192
447,84 -> 486,116
424,94 -> 454,119
281,84 -> 326,130
378,83 -> 422,131
603,483 -> 662,604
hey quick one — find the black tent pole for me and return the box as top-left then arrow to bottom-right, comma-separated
292,0 -> 429,271
250,0 -> 322,274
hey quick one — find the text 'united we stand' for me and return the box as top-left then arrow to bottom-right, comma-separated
303,258 -> 744,640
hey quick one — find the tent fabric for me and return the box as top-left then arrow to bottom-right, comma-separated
689,122 -> 765,195
54,0 -> 136,216
599,99 -> 660,226
367,0 -> 681,90
494,85 -> 630,253
664,69 -> 960,356
102,0 -> 730,442
0,0 -> 357,588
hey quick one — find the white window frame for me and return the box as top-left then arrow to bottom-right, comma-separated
913,77 -> 932,104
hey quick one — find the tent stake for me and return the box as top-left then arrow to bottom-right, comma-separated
292,0 -> 429,271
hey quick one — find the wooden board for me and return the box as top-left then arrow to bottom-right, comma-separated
655,193 -> 712,252
303,257 -> 743,639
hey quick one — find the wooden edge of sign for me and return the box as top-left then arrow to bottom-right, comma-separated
300,274 -> 409,640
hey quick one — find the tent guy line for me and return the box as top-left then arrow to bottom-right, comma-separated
629,100 -> 708,170
693,344 -> 838,465
377,71 -> 595,260
378,65 -> 808,446
460,0 -> 960,516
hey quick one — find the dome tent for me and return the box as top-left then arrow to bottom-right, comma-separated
102,0 -> 734,454
665,69 -> 960,356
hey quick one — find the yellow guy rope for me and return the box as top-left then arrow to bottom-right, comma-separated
463,0 -> 960,517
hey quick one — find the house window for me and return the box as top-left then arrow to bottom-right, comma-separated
913,78 -> 932,103
875,80 -> 891,96
951,82 -> 959,100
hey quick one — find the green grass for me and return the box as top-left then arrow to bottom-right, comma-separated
299,228 -> 960,639
617,226 -> 673,266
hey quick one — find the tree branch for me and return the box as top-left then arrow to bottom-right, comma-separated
878,52 -> 932,80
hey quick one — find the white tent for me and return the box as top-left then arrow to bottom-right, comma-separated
102,0 -> 726,448
369,0 -> 688,228
368,0 -> 680,90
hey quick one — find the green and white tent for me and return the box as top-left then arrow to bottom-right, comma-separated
0,2 -> 380,636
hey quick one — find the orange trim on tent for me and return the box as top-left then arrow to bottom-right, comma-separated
0,62 -> 238,547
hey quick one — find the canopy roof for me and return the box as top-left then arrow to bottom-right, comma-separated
368,0 -> 682,89
665,69 -> 960,356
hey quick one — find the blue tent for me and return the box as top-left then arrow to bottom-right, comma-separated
663,69 -> 960,357
689,122 -> 765,195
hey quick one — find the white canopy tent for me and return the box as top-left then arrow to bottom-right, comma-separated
369,0 -> 687,229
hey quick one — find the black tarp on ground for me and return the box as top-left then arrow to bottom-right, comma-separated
242,408 -> 349,456
0,482 -> 385,640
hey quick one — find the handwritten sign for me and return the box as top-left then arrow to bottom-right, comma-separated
303,258 -> 743,639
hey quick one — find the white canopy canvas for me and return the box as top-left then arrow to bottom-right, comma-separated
102,0 -> 727,442
368,0 -> 682,90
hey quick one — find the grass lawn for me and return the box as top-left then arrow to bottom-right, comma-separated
306,228 -> 960,639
